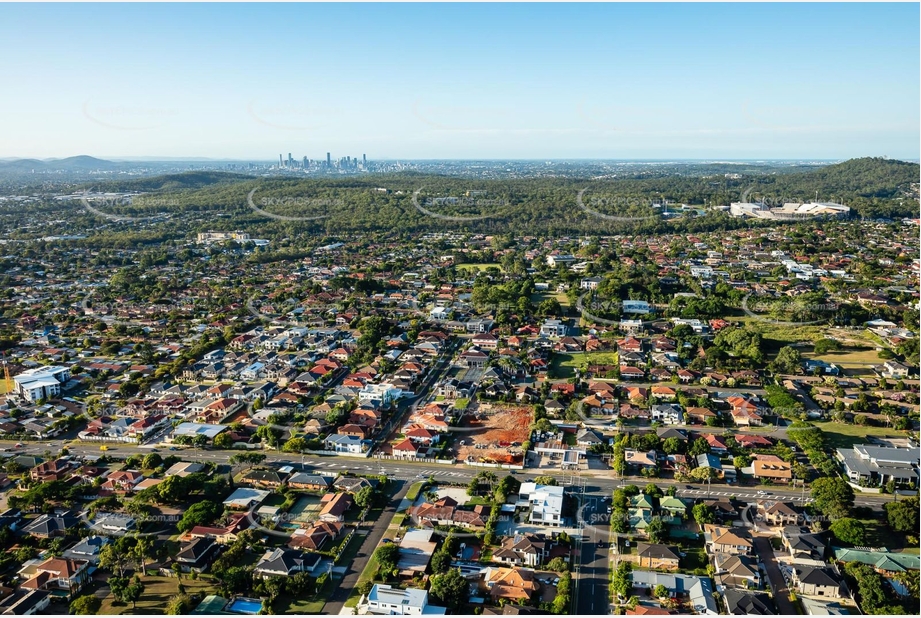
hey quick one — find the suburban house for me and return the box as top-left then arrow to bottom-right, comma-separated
253,548 -> 312,578
29,458 -> 75,482
288,521 -> 343,551
630,570 -> 719,615
492,534 -> 557,568
791,566 -> 844,598
723,589 -> 775,615
360,584 -> 446,615
318,493 -> 353,523
757,501 -> 801,527
713,553 -> 761,590
18,557 -> 90,598
173,537 -> 220,573
752,458 -> 793,483
782,526 -> 827,560
287,473 -> 332,491
704,525 -> 752,555
481,566 -> 540,603
517,483 -> 564,526
635,543 -> 680,571
324,434 -> 370,454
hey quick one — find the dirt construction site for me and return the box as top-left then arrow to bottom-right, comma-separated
454,404 -> 532,465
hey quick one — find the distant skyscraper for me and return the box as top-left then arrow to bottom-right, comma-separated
303,156 -> 308,168
279,154 -> 283,167
327,152 -> 331,167
363,154 -> 367,165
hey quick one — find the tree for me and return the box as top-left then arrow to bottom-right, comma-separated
354,486 -> 375,510
282,437 -> 308,453
811,477 -> 855,519
532,475 -> 558,486
374,543 -> 400,575
177,500 -> 223,533
830,518 -> 866,545
884,497 -> 919,533
611,561 -> 633,600
142,453 -> 162,470
429,568 -> 469,610
99,543 -> 129,579
662,437 -> 684,455
773,346 -> 802,374
690,466 -> 719,482
653,584 -> 669,599
551,572 -> 572,613
70,595 -> 101,615
692,503 -> 716,526
546,556 -> 569,572
431,550 -> 451,574
214,432 -> 235,449
646,517 -> 669,544
688,437 -> 710,457
644,483 -> 663,498
166,594 -> 192,615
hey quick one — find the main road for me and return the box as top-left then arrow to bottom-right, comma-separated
2,438 -> 893,508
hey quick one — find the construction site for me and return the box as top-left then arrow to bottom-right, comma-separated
454,404 -> 532,466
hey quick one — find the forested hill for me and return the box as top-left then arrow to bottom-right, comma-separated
92,171 -> 255,192
747,157 -> 919,215
47,157 -> 918,239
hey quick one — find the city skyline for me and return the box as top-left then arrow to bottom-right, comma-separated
0,2 -> 918,160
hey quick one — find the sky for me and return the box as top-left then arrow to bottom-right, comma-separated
0,2 -> 918,161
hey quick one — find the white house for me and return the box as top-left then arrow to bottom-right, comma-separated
325,434 -> 369,454
361,584 -> 446,615
517,482 -> 564,526
540,319 -> 567,337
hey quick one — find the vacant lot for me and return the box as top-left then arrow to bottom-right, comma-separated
816,421 -> 907,450
455,404 -> 531,465
99,575 -> 216,615
549,351 -> 618,379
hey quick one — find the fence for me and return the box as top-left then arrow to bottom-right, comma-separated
375,454 -> 455,465
463,461 -> 525,470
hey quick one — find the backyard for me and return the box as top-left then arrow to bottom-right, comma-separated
98,575 -> 216,615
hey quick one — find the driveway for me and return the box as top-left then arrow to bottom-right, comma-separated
323,480 -> 413,614
753,536 -> 799,615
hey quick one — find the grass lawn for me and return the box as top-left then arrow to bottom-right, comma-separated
347,552 -> 380,608
336,532 -> 366,566
805,348 -> 884,370
456,263 -> 502,272
550,351 -> 619,379
404,481 -> 426,503
679,547 -> 708,572
815,421 -> 906,450
98,575 -> 216,615
454,398 -> 470,411
856,519 -> 891,548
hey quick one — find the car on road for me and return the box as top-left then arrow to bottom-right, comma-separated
14,443 -> 22,449
382,538 -> 393,544
169,447 -> 178,451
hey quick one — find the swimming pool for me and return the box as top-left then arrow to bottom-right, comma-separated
227,598 -> 263,614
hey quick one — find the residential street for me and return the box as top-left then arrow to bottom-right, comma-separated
322,479 -> 413,614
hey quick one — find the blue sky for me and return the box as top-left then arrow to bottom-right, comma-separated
1,2 -> 918,160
